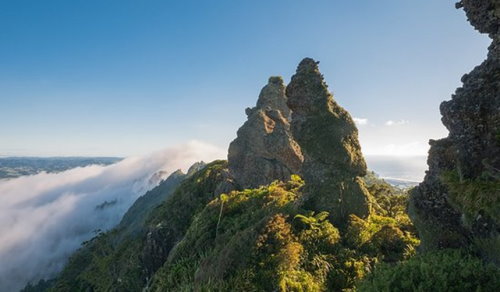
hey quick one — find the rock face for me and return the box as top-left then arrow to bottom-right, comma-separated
286,58 -> 371,225
410,1 -> 500,257
228,76 -> 303,189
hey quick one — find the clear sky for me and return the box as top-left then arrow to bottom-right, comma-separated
0,0 -> 490,157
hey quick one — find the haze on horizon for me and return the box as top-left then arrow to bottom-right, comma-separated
0,0 -> 490,157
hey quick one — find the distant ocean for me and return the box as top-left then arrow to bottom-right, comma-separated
365,155 -> 427,185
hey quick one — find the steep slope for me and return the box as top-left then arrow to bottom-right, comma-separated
228,76 -> 303,189
117,162 -> 205,240
116,170 -> 185,239
147,176 -> 418,291
409,1 -> 500,261
286,58 -> 372,225
140,161 -> 234,278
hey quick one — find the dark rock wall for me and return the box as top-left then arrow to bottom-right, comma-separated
410,1 -> 500,256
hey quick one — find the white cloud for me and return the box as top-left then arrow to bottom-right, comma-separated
0,140 -> 224,292
385,119 -> 409,126
353,117 -> 368,126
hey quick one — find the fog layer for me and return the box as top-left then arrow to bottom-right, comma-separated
0,141 -> 224,292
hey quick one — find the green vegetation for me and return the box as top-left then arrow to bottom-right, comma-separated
22,279 -> 56,292
441,170 -> 500,225
363,168 -> 500,291
31,162 -> 499,291
148,174 -> 419,291
150,175 -> 308,291
440,169 -> 500,265
49,231 -> 144,291
344,214 -> 418,263
358,249 -> 500,292
366,180 -> 409,218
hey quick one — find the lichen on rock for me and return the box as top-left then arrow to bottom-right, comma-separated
286,58 -> 372,225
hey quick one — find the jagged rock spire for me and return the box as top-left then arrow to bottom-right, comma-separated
286,58 -> 371,225
228,76 -> 303,189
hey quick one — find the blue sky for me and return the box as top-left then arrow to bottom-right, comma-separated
0,0 -> 490,157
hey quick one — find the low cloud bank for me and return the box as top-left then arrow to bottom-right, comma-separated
0,141 -> 224,292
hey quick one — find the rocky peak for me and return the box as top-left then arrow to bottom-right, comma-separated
286,58 -> 331,116
254,76 -> 291,119
286,58 -> 371,225
409,3 -> 500,258
228,77 -> 303,189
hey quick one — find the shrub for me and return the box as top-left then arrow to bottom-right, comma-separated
441,170 -> 500,225
358,249 -> 500,292
344,215 -> 419,262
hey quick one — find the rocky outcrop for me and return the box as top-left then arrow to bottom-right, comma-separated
410,2 -> 500,258
228,76 -> 303,189
456,0 -> 500,36
286,58 -> 371,225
